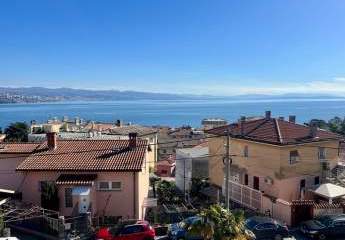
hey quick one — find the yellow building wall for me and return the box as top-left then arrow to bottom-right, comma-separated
208,135 -> 341,201
208,136 -> 226,187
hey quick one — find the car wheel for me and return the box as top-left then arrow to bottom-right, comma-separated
318,234 -> 326,240
274,234 -> 282,240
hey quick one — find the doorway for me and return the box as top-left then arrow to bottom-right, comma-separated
253,176 -> 260,190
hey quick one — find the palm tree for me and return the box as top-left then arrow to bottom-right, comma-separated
189,204 -> 250,240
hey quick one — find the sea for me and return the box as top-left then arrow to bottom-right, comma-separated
1,99 -> 345,128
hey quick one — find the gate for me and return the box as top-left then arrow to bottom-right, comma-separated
291,200 -> 313,226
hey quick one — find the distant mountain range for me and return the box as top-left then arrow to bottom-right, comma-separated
1,87 -> 345,103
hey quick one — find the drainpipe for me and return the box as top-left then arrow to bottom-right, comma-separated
133,172 -> 136,219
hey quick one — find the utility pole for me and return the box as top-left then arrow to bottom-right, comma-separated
225,127 -> 230,210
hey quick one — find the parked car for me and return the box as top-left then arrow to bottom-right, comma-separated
245,216 -> 289,240
96,220 -> 155,240
300,214 -> 345,240
167,216 -> 203,240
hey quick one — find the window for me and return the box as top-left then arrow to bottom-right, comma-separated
111,181 -> 122,190
289,150 -> 299,164
65,188 -> 73,208
256,223 -> 276,230
244,146 -> 249,158
319,147 -> 326,161
99,182 -> 109,190
314,176 -> 320,185
334,221 -> 345,227
98,181 -> 122,191
38,181 -> 46,192
121,225 -> 144,235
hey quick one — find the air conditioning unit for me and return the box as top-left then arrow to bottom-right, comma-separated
264,177 -> 273,185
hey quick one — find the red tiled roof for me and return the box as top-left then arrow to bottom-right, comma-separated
0,143 -> 40,154
17,139 -> 148,172
207,118 -> 343,145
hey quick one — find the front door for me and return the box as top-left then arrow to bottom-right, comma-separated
253,176 -> 260,190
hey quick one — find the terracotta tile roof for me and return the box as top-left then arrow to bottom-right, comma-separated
56,174 -> 98,185
0,143 -> 40,154
207,118 -> 343,145
109,125 -> 157,136
17,139 -> 148,171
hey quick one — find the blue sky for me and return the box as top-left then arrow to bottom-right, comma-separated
0,0 -> 345,95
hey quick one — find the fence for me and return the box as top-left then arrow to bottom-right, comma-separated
44,215 -> 60,233
262,196 -> 292,226
223,179 -> 262,210
313,203 -> 344,217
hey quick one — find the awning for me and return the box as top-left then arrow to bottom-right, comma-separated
56,174 -> 97,185
314,183 -> 345,199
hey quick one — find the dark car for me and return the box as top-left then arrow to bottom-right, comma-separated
300,214 -> 345,240
245,216 -> 289,240
167,216 -> 203,240
96,220 -> 155,240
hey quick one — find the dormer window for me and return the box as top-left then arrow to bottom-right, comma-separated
318,147 -> 326,161
289,150 -> 299,164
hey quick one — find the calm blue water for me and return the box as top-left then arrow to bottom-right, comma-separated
1,99 -> 345,128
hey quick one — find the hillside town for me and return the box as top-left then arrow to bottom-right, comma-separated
0,111 -> 344,240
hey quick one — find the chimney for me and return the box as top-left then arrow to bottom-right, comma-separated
46,132 -> 57,150
265,111 -> 271,120
116,119 -> 122,127
129,132 -> 137,149
239,116 -> 246,135
309,122 -> 318,138
278,117 -> 284,121
289,115 -> 296,123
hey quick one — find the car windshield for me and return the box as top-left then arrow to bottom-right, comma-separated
316,216 -> 332,227
245,219 -> 258,230
178,217 -> 199,229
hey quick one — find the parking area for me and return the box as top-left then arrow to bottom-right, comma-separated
156,230 -> 344,240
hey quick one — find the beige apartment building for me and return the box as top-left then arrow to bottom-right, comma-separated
207,111 -> 343,224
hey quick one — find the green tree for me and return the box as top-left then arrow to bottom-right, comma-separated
4,122 -> 29,142
156,180 -> 181,204
190,177 -> 210,199
189,204 -> 249,240
308,119 -> 328,130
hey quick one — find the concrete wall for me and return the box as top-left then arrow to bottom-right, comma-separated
0,153 -> 28,191
175,150 -> 191,192
136,152 -> 150,219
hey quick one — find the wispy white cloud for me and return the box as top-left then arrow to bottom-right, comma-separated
333,77 -> 345,82
169,77 -> 345,96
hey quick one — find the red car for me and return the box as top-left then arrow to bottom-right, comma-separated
96,220 -> 155,240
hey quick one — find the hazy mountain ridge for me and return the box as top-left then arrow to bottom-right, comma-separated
1,87 -> 345,103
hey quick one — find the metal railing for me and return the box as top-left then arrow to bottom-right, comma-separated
223,178 -> 262,210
